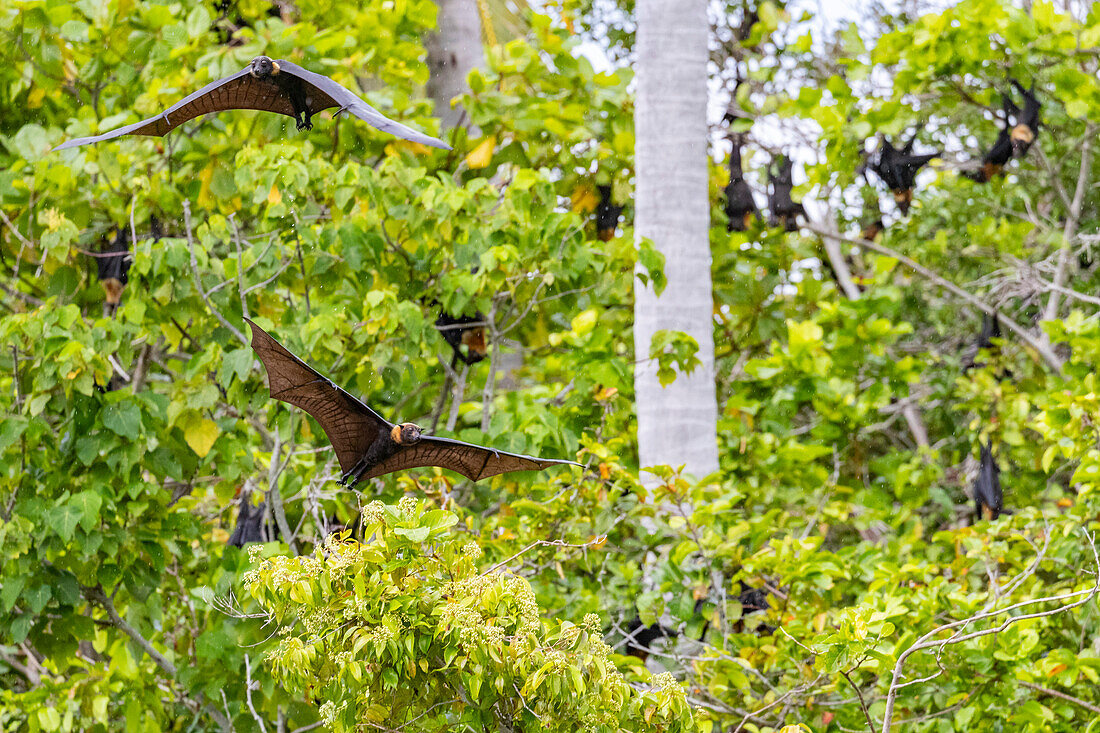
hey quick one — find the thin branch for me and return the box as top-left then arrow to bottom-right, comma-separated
266,431 -> 298,555
183,201 -> 249,347
880,528 -> 1099,731
840,668 -> 876,733
1041,126 -> 1094,323
482,538 -> 603,576
1019,681 -> 1100,715
0,207 -> 34,249
230,214 -> 250,321
83,585 -> 232,732
804,225 -> 1064,373
245,653 -> 268,733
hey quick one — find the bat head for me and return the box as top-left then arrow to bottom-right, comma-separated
391,422 -> 423,446
1010,124 -> 1035,157
250,56 -> 281,78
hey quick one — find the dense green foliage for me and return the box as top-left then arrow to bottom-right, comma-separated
1,0 -> 1099,731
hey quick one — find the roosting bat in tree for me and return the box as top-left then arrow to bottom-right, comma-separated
54,56 -> 450,151
724,139 -> 758,232
867,135 -> 938,214
227,491 -> 267,547
595,185 -> 623,242
962,96 -> 1017,183
767,157 -> 805,232
621,619 -> 678,662
435,311 -> 488,367
96,227 -> 133,317
860,218 -> 885,242
1006,79 -> 1041,158
245,319 -> 579,485
973,442 -> 1003,521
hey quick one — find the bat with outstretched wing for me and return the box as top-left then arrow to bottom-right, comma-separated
245,319 -> 579,485
55,56 -> 449,151
867,134 -> 939,214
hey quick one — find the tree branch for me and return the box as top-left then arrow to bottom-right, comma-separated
804,225 -> 1065,373
83,585 -> 233,732
880,528 -> 1099,731
183,201 -> 249,347
1040,126 -> 1094,323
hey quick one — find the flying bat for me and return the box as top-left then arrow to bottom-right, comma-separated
724,139 -> 758,232
54,55 -> 450,151
767,157 -> 805,232
866,135 -> 938,214
245,319 -> 579,485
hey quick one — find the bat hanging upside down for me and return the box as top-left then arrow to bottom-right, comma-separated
54,56 -> 450,151
245,319 -> 579,485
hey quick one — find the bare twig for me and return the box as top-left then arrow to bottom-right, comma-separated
83,585 -> 232,732
245,653 -> 268,733
230,214 -> 250,321
183,201 -> 249,347
804,225 -> 1064,373
0,207 -> 34,249
1019,681 -> 1100,715
840,668 -> 876,733
482,538 -> 603,576
880,528 -> 1100,731
1041,127 -> 1094,323
266,431 -> 298,555
479,301 -> 498,433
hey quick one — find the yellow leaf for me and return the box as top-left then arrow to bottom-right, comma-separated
465,135 -> 496,169
184,417 -> 219,458
27,87 -> 45,109
570,184 -> 600,214
197,165 -> 215,209
267,183 -> 282,206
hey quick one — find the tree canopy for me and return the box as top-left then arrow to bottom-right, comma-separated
2,0 -> 1100,731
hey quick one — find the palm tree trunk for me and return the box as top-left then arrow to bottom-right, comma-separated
633,0 -> 720,481
425,0 -> 485,131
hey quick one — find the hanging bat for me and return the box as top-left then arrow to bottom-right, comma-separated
621,618 -> 678,662
962,94 -> 1018,183
54,55 -> 450,151
435,311 -> 488,367
95,227 -> 133,317
724,139 -> 758,232
1006,78 -> 1041,157
972,441 -> 1003,521
227,491 -> 268,547
867,135 -> 938,214
860,218 -> 884,242
245,319 -> 579,485
595,185 -> 624,242
767,157 -> 805,232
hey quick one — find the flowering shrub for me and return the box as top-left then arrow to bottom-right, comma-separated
247,499 -> 695,732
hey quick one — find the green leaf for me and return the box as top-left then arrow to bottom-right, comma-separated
102,402 -> 141,438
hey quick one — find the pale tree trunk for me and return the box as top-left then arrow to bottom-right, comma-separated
425,0 -> 485,131
633,0 -> 720,481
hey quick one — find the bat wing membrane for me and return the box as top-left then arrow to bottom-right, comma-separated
364,435 -> 580,482
276,60 -> 451,150
55,67 -> 289,150
245,319 -> 389,475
